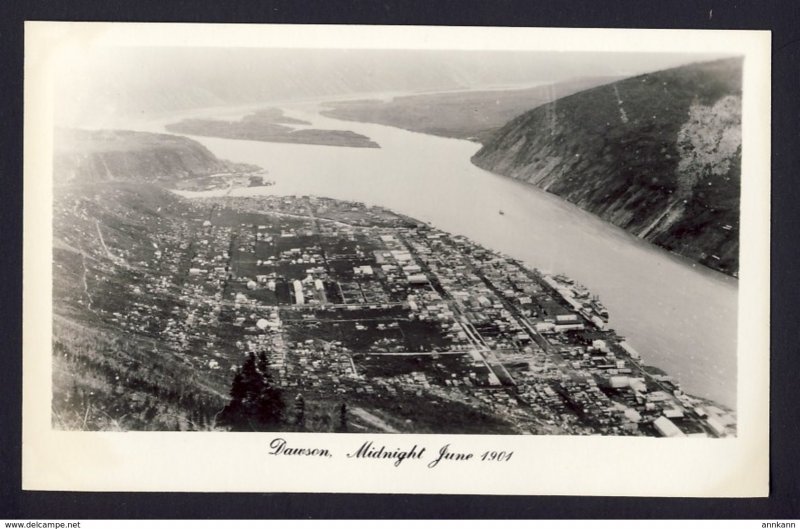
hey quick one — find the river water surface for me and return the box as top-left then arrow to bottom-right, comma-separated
139,101 -> 738,409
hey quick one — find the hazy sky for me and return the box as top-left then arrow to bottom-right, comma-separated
55,47 -> 736,126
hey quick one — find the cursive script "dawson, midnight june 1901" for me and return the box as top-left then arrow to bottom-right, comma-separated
268,438 -> 514,468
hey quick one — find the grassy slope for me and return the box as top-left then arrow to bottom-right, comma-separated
52,182 -> 229,430
52,315 -> 228,431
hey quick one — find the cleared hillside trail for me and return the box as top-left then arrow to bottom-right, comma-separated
350,407 -> 400,433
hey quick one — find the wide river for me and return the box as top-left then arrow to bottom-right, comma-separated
138,101 -> 738,409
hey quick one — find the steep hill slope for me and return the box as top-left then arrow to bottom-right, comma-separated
52,181 -> 231,430
472,58 -> 742,276
53,129 -> 256,184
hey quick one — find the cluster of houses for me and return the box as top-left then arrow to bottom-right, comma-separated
57,186 -> 736,437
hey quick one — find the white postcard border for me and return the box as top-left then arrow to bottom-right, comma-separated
22,22 -> 771,496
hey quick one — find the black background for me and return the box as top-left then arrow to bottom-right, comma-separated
1,0 -> 798,520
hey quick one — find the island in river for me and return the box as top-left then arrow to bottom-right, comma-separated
165,107 -> 379,148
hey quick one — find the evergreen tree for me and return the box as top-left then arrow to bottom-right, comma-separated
219,350 -> 285,431
240,352 -> 264,402
255,350 -> 284,425
229,369 -> 246,401
257,350 -> 269,375
294,394 -> 306,431
337,402 -> 348,433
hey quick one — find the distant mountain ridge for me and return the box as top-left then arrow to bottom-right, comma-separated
472,58 -> 743,276
55,48 -> 727,128
320,77 -> 622,143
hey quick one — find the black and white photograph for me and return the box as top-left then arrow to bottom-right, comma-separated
22,22 -> 770,496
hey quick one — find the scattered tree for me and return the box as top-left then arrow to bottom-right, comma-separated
293,394 -> 306,431
218,351 -> 285,431
337,401 -> 348,433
